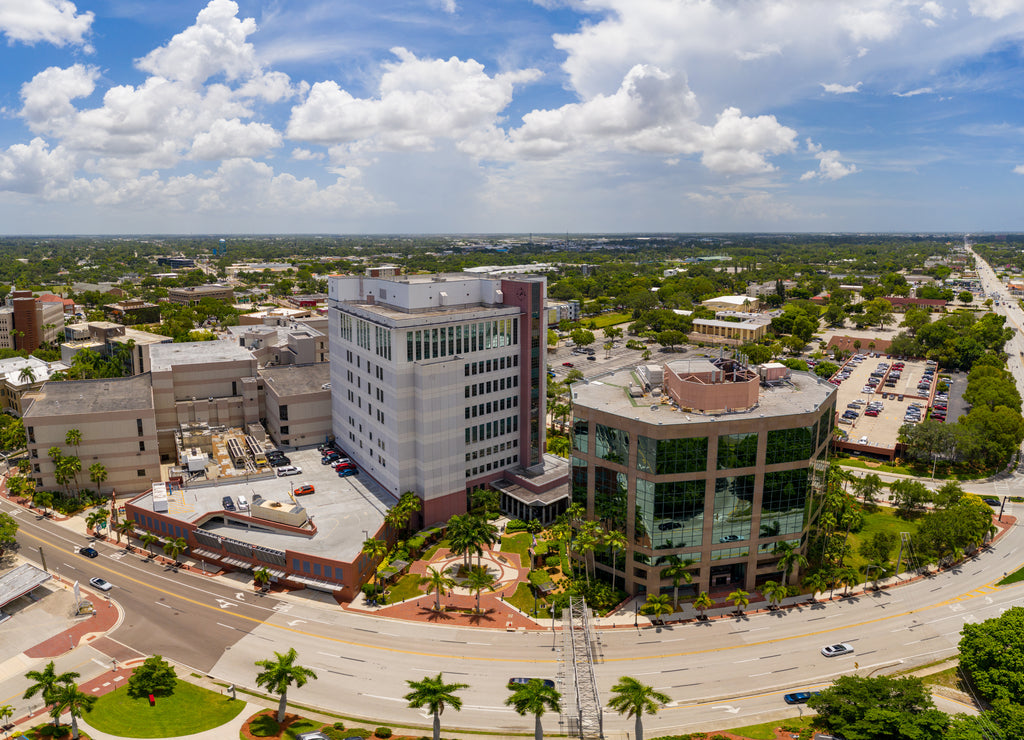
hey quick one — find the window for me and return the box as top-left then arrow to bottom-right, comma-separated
637,435 -> 708,474
594,424 -> 629,464
136,419 -> 143,437
636,477 -> 705,549
281,425 -> 289,435
279,405 -> 289,421
573,420 -> 589,454
765,425 -> 817,465
760,468 -> 811,539
137,469 -> 146,477
139,441 -> 146,452
571,457 -> 588,508
594,466 -> 628,531
712,475 -> 755,543
716,432 -> 759,470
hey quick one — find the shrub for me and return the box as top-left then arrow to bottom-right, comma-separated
333,722 -> 346,730
545,555 -> 560,568
374,728 -> 392,738
505,519 -> 529,532
127,654 -> 177,698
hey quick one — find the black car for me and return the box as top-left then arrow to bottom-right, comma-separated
982,497 -> 1001,507
268,454 -> 291,466
79,546 -> 99,558
783,691 -> 819,704
222,496 -> 236,512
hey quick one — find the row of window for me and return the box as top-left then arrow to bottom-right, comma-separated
291,557 -> 341,581
575,414 -> 830,471
465,395 -> 519,419
465,439 -> 519,463
465,415 -> 519,444
465,455 -> 518,478
406,318 -> 519,363
464,374 -> 519,398
464,355 -> 519,376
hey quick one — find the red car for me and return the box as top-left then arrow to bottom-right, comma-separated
293,484 -> 315,496
562,362 -> 574,367
865,410 -> 879,417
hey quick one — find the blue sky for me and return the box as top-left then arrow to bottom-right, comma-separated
3,0 -> 1024,234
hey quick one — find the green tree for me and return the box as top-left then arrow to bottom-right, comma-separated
361,537 -> 388,587
569,328 -> 595,348
404,673 -> 468,740
254,648 -> 318,723
606,676 -> 670,740
889,479 -> 931,517
126,655 -> 177,698
656,329 -> 686,351
852,473 -> 884,506
661,556 -> 693,610
116,519 -> 135,546
761,580 -> 790,610
253,567 -> 271,590
727,588 -> 750,615
641,593 -> 673,624
505,678 -> 562,740
23,661 -> 80,727
693,591 -> 714,620
85,508 -> 108,536
776,541 -> 808,585
424,566 -> 455,612
603,528 -> 628,592
0,511 -> 18,555
33,490 -> 53,517
807,674 -> 949,740
88,463 -> 108,498
465,566 -> 496,614
140,532 -> 159,556
162,536 -> 188,565
48,681 -> 96,739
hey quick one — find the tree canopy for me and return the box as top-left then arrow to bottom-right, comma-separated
807,675 -> 949,740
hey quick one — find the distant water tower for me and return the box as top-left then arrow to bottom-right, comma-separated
216,238 -> 226,256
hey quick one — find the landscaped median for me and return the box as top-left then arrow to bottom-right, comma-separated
240,710 -> 394,740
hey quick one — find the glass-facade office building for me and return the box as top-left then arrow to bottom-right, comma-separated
571,360 -> 836,596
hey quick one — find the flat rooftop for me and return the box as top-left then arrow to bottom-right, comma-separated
131,446 -> 392,562
342,299 -> 520,324
573,366 -> 835,424
149,340 -> 254,371
260,364 -> 331,395
25,374 -> 153,416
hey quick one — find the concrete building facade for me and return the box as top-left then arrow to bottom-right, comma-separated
166,285 -> 234,306
570,358 -> 836,597
23,374 -> 161,495
0,291 -> 65,352
260,364 -> 332,448
327,273 -> 548,524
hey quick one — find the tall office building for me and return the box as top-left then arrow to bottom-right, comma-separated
328,273 -> 547,523
571,358 -> 836,596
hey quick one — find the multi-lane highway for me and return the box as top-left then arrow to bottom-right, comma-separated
5,490 -> 1020,737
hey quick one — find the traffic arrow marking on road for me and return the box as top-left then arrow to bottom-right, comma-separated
712,705 -> 740,714
235,592 -> 246,601
216,599 -> 235,609
287,619 -> 306,626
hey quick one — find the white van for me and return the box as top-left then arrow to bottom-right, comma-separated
236,495 -> 249,512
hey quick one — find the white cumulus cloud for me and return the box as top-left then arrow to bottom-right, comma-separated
801,140 -> 858,180
190,119 -> 282,160
821,81 -> 863,94
0,0 -> 93,48
969,0 -> 1024,19
1013,164 -> 1024,174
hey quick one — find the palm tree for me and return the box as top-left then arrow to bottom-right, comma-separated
604,529 -> 628,591
470,515 -> 499,569
836,565 -> 861,596
361,538 -> 388,587
18,365 -> 36,385
85,508 -> 108,537
803,569 -> 831,601
776,541 -> 808,585
728,588 -> 750,615
253,648 -> 318,723
48,681 -> 96,739
574,527 -> 600,584
661,556 -> 694,610
424,566 -> 455,612
253,567 -> 271,590
88,463 -> 107,498
163,536 -> 188,565
606,676 -> 671,740
117,519 -> 135,547
23,661 -> 80,726
33,490 -> 53,517
404,673 -> 467,740
398,491 -> 422,534
465,566 -> 496,614
505,679 -> 562,740
0,703 -> 13,733
642,593 -> 673,625
140,532 -> 159,557
761,580 -> 790,611
693,591 -> 714,620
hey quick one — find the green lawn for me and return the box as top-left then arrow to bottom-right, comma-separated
721,715 -> 815,740
500,532 -> 532,567
998,565 -> 1024,586
386,573 -> 423,603
589,311 -> 632,329
87,681 -> 245,737
845,508 -> 924,575
507,581 -> 547,616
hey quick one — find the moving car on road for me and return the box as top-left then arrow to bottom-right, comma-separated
821,643 -> 854,657
89,577 -> 112,592
79,546 -> 99,558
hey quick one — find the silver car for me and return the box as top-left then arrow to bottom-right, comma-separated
821,642 -> 853,657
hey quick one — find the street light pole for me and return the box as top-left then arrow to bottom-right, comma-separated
634,599 -> 639,629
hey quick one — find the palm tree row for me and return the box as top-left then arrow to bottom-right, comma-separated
404,671 -> 671,740
23,661 -> 95,739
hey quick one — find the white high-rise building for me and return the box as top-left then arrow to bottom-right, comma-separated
328,273 -> 548,523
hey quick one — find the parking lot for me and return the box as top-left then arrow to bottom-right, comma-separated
548,333 -> 730,383
828,354 -> 947,452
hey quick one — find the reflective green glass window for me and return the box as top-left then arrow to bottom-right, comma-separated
765,425 -> 817,465
712,475 -> 754,543
716,432 -> 759,469
571,457 -> 588,508
637,436 -> 708,474
635,477 -> 705,550
595,424 -> 629,464
759,468 -> 810,539
573,419 -> 589,454
594,466 -> 627,531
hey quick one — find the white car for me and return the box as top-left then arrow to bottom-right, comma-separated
821,642 -> 854,657
276,465 -> 302,477
89,577 -> 113,592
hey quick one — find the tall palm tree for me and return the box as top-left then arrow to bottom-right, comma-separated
693,591 -> 714,620
505,679 -> 562,740
140,532 -> 159,557
761,580 -> 790,611
85,508 -> 109,537
0,703 -> 13,731
163,536 -> 188,565
361,538 -> 388,587
661,557 -> 694,610
404,673 -> 467,740
728,588 -> 750,615
23,662 -> 80,727
446,514 -> 478,569
575,527 -> 600,583
776,541 -> 808,585
33,490 -> 53,518
424,566 -> 455,612
471,515 -> 499,569
48,681 -> 96,739
88,463 -> 107,498
606,676 -> 671,740
253,567 -> 271,590
18,365 -> 36,385
803,569 -> 831,601
642,593 -> 673,624
465,566 -> 496,614
253,648 -> 318,723
117,519 -> 135,546
398,491 -> 422,534
603,529 -> 628,591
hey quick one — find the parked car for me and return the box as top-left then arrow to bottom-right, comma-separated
89,577 -> 113,592
658,521 -> 682,531
562,362 -> 574,367
79,546 -> 99,558
339,467 -> 359,477
277,465 -> 302,477
587,355 -> 596,361
221,496 -> 236,512
821,643 -> 854,657
293,484 -> 315,496
236,495 -> 249,512
982,497 -> 1001,507
321,453 -> 341,465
